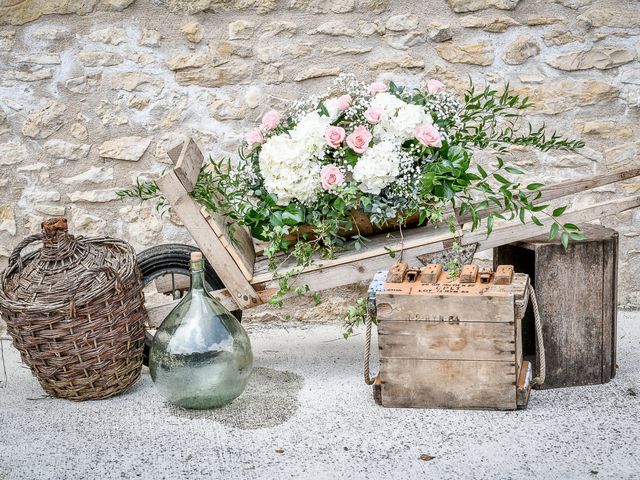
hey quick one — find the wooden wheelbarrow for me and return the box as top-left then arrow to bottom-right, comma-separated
155,138 -> 640,313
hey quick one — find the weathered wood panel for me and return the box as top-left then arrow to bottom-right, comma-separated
376,294 -> 514,323
536,241 -> 605,387
378,320 -> 516,361
155,274 -> 190,294
515,314 -> 523,373
494,224 -> 618,388
380,358 -> 516,410
201,207 -> 255,281
170,139 -> 204,192
601,231 -> 618,383
516,361 -> 532,408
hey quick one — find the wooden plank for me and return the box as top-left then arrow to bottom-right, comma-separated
450,167 -> 640,228
602,231 -> 618,381
172,139 -> 204,192
201,207 -> 255,281
156,170 -> 261,309
380,358 -> 516,409
536,167 -> 640,204
376,294 -> 514,323
147,302 -> 176,328
535,240 -> 605,388
155,274 -> 190,294
373,375 -> 382,405
250,195 -> 640,294
378,320 -> 515,361
515,312 -> 523,373
167,142 -> 183,165
516,361 -> 532,408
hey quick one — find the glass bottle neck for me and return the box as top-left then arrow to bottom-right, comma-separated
190,259 -> 206,292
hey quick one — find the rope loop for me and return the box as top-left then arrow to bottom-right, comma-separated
363,297 -> 378,386
528,284 -> 546,386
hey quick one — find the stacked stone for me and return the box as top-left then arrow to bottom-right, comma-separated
0,0 -> 639,310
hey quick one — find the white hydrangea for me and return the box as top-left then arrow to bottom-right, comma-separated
394,104 -> 433,138
375,103 -> 433,140
324,97 -> 342,122
258,134 -> 322,205
290,111 -> 331,157
352,140 -> 401,194
370,92 -> 405,118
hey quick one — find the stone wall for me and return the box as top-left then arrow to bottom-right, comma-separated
0,0 -> 639,309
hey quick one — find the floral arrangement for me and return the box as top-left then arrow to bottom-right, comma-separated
120,74 -> 584,313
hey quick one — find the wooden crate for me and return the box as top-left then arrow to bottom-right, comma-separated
494,224 -> 618,388
375,265 -> 531,410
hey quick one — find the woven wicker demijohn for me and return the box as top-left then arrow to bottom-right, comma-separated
0,218 -> 147,401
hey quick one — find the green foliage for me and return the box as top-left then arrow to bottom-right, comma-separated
117,177 -> 169,215
455,81 -> 585,153
342,297 -> 369,339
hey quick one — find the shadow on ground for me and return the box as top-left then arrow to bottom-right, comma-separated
166,367 -> 304,430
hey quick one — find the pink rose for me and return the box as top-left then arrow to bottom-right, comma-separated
245,129 -> 264,147
426,79 -> 446,94
260,110 -> 280,130
336,94 -> 352,111
368,81 -> 388,95
320,165 -> 345,190
346,125 -> 372,154
325,126 -> 346,148
415,124 -> 442,148
363,107 -> 382,124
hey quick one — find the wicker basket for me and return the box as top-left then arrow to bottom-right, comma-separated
0,218 -> 147,401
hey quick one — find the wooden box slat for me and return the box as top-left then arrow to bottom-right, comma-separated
378,321 -> 516,362
201,207 -> 255,281
376,294 -> 515,323
380,358 -> 517,410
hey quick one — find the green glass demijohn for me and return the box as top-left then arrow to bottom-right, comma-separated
149,251 -> 253,409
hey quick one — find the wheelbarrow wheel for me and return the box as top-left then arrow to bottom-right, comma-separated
137,243 -> 243,366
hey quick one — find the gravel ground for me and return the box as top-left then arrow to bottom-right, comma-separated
1,311 -> 639,480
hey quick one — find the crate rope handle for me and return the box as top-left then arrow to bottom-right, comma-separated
528,284 -> 546,386
363,282 -> 546,387
363,297 -> 377,386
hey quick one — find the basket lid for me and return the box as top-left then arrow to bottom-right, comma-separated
0,218 -> 137,313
